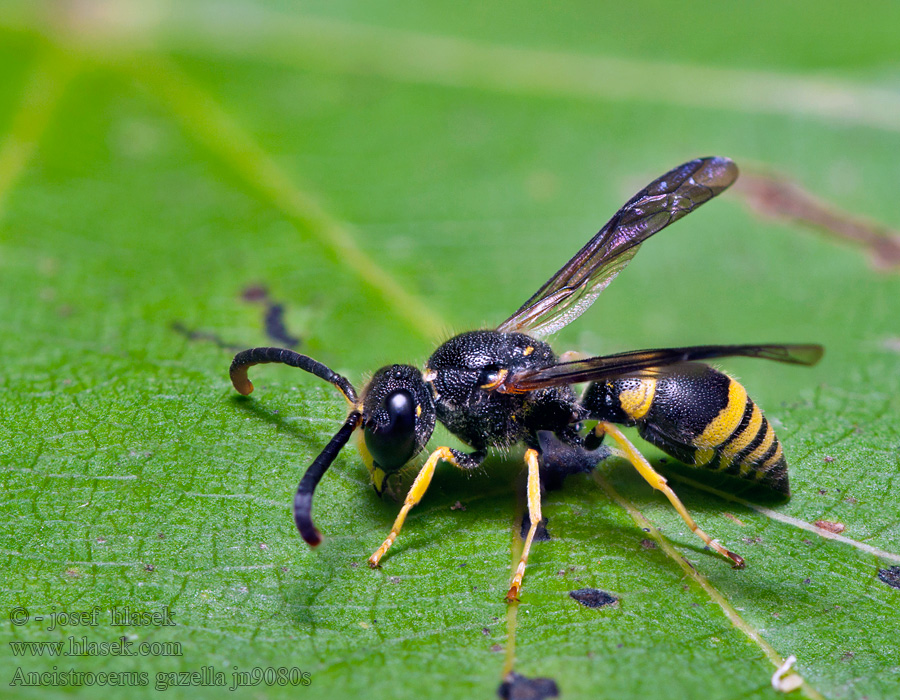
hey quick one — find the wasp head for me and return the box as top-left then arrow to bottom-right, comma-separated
360,365 -> 436,496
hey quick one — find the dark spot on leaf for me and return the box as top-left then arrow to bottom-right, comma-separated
734,171 -> 900,270
569,588 -> 618,608
802,578 -> 812,586
814,520 -> 846,534
520,515 -> 550,541
482,627 -> 491,636
144,563 -> 155,572
451,501 -> 466,511
877,566 -> 900,589
640,538 -> 657,550
240,284 -> 302,348
818,489 -> 828,495
264,303 -> 301,348
170,321 -> 243,351
241,284 -> 269,302
723,512 -> 745,525
497,672 -> 559,700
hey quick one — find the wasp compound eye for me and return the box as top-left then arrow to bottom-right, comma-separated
364,389 -> 417,471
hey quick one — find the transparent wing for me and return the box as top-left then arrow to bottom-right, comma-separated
497,344 -> 824,393
497,157 -> 739,338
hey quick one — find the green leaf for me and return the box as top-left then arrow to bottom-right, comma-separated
2,3 -> 899,699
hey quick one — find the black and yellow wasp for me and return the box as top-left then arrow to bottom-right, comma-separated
230,157 -> 823,601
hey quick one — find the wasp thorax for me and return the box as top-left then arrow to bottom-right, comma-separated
361,365 -> 436,472
426,331 -> 557,405
424,330 -> 567,449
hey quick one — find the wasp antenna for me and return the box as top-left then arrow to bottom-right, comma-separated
230,347 -> 359,403
294,411 -> 363,546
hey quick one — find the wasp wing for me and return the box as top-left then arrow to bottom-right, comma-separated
497,157 -> 739,338
498,344 -> 823,393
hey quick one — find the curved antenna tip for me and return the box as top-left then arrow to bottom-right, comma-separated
294,492 -> 323,547
231,370 -> 254,395
292,410 -> 362,549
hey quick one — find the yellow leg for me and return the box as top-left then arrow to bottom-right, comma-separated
506,448 -> 543,602
368,446 -> 455,567
597,422 -> 744,568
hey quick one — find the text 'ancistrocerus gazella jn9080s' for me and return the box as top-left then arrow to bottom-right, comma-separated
229,157 -> 823,602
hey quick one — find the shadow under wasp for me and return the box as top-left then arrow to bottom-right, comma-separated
229,157 -> 823,602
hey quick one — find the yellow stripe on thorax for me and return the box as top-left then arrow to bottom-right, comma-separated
696,380 -> 748,449
618,378 -> 657,421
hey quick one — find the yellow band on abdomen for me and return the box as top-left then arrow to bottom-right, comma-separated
746,422 -> 776,465
720,402 -> 762,467
696,380 -> 748,448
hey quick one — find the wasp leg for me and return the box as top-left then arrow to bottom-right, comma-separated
597,422 -> 744,568
506,448 -> 543,602
368,447 -> 482,567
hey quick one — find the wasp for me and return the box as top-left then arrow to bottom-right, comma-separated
229,157 -> 823,602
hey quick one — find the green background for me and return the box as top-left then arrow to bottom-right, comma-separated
2,1 -> 899,698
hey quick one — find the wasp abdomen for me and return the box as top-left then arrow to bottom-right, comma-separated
582,362 -> 789,495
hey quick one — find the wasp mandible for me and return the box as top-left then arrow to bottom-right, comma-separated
230,157 -> 823,602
